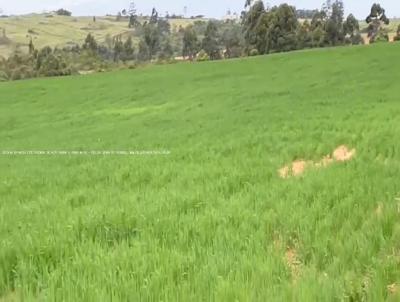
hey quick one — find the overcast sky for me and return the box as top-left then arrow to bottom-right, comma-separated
0,0 -> 399,19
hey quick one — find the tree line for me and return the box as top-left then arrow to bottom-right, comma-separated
0,1 -> 396,81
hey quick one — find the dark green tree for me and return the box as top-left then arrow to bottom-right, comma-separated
141,23 -> 160,59
113,36 -> 124,61
28,38 -> 35,55
296,20 -> 313,49
158,39 -> 174,60
150,8 -> 159,24
123,36 -> 135,60
324,0 -> 345,46
343,14 -> 363,45
366,3 -> 389,43
55,8 -> 72,16
265,4 -> 299,53
221,24 -> 243,58
128,2 -> 140,28
83,33 -> 98,52
202,21 -> 221,60
182,25 -> 199,60
242,0 -> 266,54
137,39 -> 150,61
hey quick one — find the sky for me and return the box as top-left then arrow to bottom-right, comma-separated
0,0 -> 399,19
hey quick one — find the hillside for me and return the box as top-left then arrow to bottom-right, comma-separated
0,14 -> 202,58
1,44 -> 400,301
0,14 -> 399,58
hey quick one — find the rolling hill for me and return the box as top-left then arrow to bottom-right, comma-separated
0,14 -> 202,58
0,43 -> 400,301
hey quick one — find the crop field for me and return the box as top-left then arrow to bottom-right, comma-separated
0,14 -> 202,58
1,43 -> 400,301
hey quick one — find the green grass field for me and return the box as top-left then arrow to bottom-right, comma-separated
1,43 -> 400,301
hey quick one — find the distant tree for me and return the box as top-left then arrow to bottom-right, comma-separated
123,36 -> 135,59
324,0 -> 345,45
310,10 -> 327,47
343,14 -> 363,44
142,23 -> 160,59
366,3 -> 389,43
182,25 -> 199,60
137,39 -> 150,61
297,20 -> 313,49
158,39 -> 174,60
129,15 -> 140,28
242,0 -> 266,53
265,4 -> 299,53
93,16 -> 96,23
202,21 -> 221,60
157,19 -> 171,36
221,24 -> 243,58
55,9 -> 72,16
113,36 -> 124,61
83,33 -> 98,52
128,2 -> 140,28
28,38 -> 35,54
150,8 -> 159,24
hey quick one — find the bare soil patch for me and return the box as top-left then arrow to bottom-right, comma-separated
285,248 -> 302,282
279,145 -> 356,178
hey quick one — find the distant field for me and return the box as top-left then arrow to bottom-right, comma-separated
0,14 -> 203,58
1,43 -> 400,300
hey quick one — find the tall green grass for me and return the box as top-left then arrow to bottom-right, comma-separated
0,43 -> 400,301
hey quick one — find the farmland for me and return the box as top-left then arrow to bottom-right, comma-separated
1,43 -> 400,300
0,14 -> 399,58
0,14 -> 202,58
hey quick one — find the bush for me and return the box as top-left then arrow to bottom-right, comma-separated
0,70 -> 8,81
55,9 -> 72,16
370,33 -> 389,44
196,50 -> 209,62
345,34 -> 364,45
10,66 -> 35,80
249,49 -> 259,56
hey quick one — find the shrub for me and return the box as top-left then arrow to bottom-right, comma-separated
196,49 -> 209,62
0,70 -> 8,81
370,33 -> 389,44
55,9 -> 72,17
249,49 -> 259,56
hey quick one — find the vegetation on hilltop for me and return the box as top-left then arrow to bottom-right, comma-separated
0,1 -> 394,81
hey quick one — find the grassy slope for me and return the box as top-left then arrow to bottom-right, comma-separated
1,44 -> 400,301
0,14 -> 200,58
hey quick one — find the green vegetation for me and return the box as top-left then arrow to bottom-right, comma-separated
1,43 -> 400,301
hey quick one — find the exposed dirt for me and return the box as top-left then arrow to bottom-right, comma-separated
333,145 -> 356,162
279,145 -> 356,178
387,283 -> 398,295
285,248 -> 302,282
